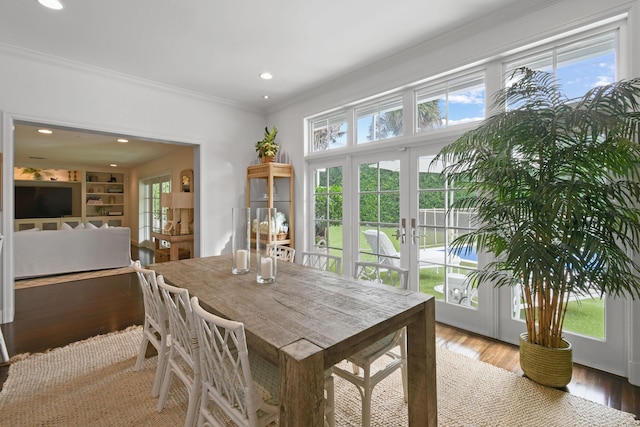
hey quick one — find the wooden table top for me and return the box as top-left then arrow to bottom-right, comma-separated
149,255 -> 431,368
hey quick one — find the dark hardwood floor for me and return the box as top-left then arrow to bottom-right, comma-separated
1,247 -> 638,420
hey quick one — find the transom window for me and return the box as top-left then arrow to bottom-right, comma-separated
415,72 -> 485,132
356,95 -> 403,144
311,113 -> 347,152
505,31 -> 616,102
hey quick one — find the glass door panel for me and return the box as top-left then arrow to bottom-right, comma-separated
357,158 -> 404,271
412,151 -> 493,335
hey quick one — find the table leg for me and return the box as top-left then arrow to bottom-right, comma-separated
407,298 -> 437,426
279,339 -> 324,427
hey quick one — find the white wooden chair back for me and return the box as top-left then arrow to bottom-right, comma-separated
301,251 -> 342,273
354,261 -> 409,289
133,260 -> 169,397
191,297 -> 279,427
267,245 -> 295,263
156,276 -> 201,426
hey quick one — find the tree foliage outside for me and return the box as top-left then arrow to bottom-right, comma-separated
433,67 -> 640,348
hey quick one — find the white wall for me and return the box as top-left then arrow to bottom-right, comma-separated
0,46 -> 266,322
267,0 -> 640,384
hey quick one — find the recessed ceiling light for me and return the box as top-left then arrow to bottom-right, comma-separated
110,164 -> 118,168
37,0 -> 64,10
117,138 -> 129,143
38,129 -> 53,134
259,72 -> 273,80
263,95 -> 270,100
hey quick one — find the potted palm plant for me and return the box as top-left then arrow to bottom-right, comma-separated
255,126 -> 279,163
434,67 -> 640,387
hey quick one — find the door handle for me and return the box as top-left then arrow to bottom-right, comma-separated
393,218 -> 406,244
411,218 -> 420,245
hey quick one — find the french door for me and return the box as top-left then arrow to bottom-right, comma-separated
348,146 -> 626,373
353,148 -> 493,336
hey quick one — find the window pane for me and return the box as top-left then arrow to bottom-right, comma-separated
315,194 -> 327,218
356,109 -> 377,143
415,73 -> 484,132
328,194 -> 343,221
379,160 -> 400,191
448,75 -> 485,126
416,84 -> 445,131
359,163 -> 378,192
359,193 -> 378,222
312,114 -> 347,152
380,192 -> 400,224
356,96 -> 403,143
557,32 -> 616,99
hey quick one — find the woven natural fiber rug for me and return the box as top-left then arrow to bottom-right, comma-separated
0,327 -> 637,426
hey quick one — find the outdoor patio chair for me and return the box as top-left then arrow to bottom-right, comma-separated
362,229 -> 462,268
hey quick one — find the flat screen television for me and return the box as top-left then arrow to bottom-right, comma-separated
15,186 -> 73,219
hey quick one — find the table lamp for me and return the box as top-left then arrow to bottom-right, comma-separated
161,192 -> 194,235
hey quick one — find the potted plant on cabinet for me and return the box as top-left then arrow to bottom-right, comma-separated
434,67 -> 640,387
255,126 -> 279,163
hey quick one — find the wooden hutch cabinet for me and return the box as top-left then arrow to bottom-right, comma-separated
246,162 -> 294,248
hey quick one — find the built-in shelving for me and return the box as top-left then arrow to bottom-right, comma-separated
13,167 -> 128,230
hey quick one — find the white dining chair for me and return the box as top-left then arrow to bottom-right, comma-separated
191,296 -> 335,427
301,251 -> 342,273
156,276 -> 200,427
133,260 -> 170,398
267,244 -> 296,263
190,296 -> 279,427
0,235 -> 8,363
332,261 -> 409,427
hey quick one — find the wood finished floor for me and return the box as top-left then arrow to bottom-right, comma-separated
0,248 -> 638,420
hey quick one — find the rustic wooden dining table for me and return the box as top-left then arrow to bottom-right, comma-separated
149,255 -> 437,426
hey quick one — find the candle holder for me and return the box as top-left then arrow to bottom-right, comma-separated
231,207 -> 250,274
256,208 -> 277,284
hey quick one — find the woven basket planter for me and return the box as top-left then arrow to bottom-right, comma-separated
519,332 -> 573,388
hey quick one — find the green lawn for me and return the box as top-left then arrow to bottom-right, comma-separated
322,224 -> 604,338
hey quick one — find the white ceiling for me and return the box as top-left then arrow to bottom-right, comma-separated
2,0 -> 549,167
0,0 -> 548,111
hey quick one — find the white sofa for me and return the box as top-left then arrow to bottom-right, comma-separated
14,226 -> 132,279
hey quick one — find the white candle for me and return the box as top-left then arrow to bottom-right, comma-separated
260,257 -> 273,278
236,249 -> 248,270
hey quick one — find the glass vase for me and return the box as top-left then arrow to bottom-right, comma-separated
231,207 -> 250,274
255,208 -> 277,284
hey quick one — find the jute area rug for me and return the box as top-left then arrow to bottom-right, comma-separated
0,327 -> 637,427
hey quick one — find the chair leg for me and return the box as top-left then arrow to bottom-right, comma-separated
362,365 -> 372,427
400,332 -> 408,403
324,369 -> 335,427
135,334 -> 149,371
152,340 -> 167,398
184,379 -> 201,427
0,327 -> 8,363
157,359 -> 173,412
